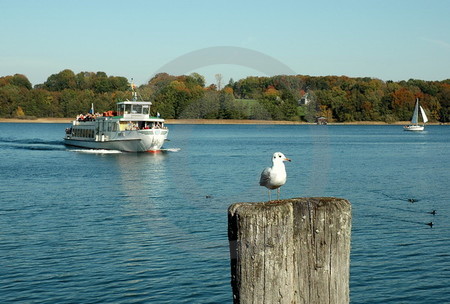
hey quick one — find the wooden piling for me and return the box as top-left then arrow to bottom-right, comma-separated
228,197 -> 351,304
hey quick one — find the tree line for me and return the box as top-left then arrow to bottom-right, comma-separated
1,69 -> 450,122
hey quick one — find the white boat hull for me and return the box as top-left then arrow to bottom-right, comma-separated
64,130 -> 167,152
404,125 -> 424,131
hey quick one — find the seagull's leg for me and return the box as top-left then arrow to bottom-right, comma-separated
277,188 -> 280,200
268,190 -> 271,201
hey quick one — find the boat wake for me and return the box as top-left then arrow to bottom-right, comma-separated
70,149 -> 123,154
161,148 -> 181,152
0,138 -> 63,145
0,137 -> 65,151
69,148 -> 180,154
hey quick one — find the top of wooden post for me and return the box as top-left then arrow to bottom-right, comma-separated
229,196 -> 350,209
228,197 -> 352,304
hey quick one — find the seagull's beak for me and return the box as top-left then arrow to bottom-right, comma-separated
284,158 -> 291,162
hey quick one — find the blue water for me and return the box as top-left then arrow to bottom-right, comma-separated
0,123 -> 449,303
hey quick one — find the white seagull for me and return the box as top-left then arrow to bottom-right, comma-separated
259,152 -> 291,201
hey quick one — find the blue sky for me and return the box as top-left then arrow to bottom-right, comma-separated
1,0 -> 449,86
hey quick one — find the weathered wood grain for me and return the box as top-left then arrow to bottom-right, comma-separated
228,197 -> 351,304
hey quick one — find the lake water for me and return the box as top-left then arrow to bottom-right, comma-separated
1,123 -> 449,303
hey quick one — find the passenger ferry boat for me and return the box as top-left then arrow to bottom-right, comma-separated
64,89 -> 168,152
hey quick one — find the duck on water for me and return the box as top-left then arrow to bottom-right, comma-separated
64,84 -> 168,152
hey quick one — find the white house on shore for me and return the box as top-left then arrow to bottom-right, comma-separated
298,92 -> 311,105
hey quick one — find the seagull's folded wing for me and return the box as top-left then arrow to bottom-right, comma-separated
259,167 -> 271,186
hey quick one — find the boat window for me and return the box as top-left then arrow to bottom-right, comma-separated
132,104 -> 142,114
143,106 -> 149,115
118,104 -> 125,116
125,104 -> 132,114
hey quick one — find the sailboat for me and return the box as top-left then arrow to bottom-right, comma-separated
404,98 -> 428,131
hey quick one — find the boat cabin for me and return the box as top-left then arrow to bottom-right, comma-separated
117,101 -> 152,120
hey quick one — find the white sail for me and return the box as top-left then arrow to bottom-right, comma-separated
411,100 -> 419,124
420,106 -> 428,123
404,99 -> 426,131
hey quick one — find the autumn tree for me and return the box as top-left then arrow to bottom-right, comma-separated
0,85 -> 29,117
437,83 -> 450,122
263,85 -> 281,99
316,87 -> 351,122
189,72 -> 206,88
149,75 -> 204,119
391,88 -> 417,121
41,69 -> 77,91
2,71 -> 450,122
10,74 -> 33,90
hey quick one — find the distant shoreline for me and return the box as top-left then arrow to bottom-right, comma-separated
0,117 -> 446,125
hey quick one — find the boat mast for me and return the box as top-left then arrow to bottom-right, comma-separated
131,78 -> 138,101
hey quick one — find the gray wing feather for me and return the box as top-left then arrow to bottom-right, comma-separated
259,167 -> 271,186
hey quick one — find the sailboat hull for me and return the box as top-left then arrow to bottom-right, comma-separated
404,125 -> 424,131
404,99 -> 427,131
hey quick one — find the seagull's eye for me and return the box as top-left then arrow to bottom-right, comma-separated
278,155 -> 281,158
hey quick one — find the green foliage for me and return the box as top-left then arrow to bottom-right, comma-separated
10,74 -> 33,90
39,70 -> 130,93
303,91 -> 319,122
231,75 -> 450,122
41,69 -> 77,91
2,70 -> 450,122
437,84 -> 450,122
189,73 -> 206,88
180,91 -> 219,119
0,84 -> 28,117
0,74 -> 32,90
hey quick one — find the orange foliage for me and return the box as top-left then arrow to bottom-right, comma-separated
361,101 -> 373,112
223,86 -> 233,94
170,80 -> 189,93
392,88 -> 416,107
263,85 -> 280,98
0,76 -> 12,87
